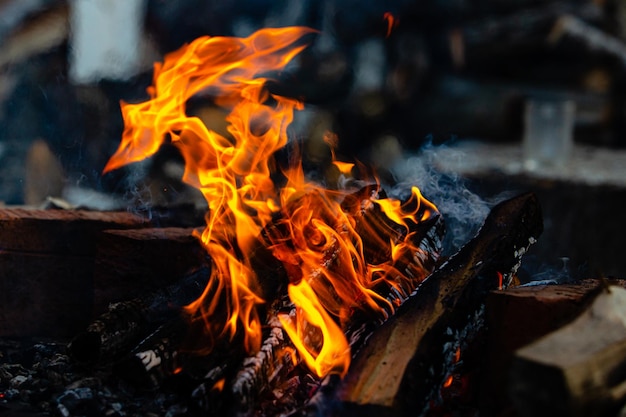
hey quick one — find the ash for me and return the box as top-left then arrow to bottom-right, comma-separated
0,338 -> 193,417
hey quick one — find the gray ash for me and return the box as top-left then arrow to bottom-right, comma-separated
0,338 -> 193,417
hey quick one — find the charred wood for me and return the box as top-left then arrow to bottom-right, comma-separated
226,185 -> 444,416
68,266 -> 210,365
113,318 -> 189,390
334,192 -> 543,417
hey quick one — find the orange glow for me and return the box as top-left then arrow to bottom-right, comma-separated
212,378 -> 226,392
443,375 -> 454,388
279,280 -> 350,378
383,12 -> 399,38
454,347 -> 461,363
103,26 -> 438,379
497,271 -> 503,290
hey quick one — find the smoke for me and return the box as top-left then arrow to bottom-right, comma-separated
387,141 -> 494,255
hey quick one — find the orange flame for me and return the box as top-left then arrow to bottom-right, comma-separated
103,26 -> 438,379
279,280 -> 350,377
383,12 -> 399,38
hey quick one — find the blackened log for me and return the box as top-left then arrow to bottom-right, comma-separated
227,185 -> 444,416
68,266 -> 210,365
113,318 -> 188,390
334,192 -> 543,417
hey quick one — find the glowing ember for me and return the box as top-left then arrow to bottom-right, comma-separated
104,26 -> 438,379
383,12 -> 399,38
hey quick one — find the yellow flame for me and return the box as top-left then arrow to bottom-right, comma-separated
279,280 -> 350,378
103,26 -> 438,379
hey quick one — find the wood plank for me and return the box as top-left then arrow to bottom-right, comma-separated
481,278 -> 626,415
510,285 -> 626,417
0,208 -> 150,255
93,227 -> 206,314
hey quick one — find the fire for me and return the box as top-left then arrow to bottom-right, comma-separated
383,12 -> 399,38
104,26 -> 438,379
279,279 -> 350,377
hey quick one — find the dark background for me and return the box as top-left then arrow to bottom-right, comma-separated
0,0 -> 624,278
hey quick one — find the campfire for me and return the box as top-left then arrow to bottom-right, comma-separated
1,23 -> 624,417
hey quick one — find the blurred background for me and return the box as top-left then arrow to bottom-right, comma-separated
0,0 -> 625,278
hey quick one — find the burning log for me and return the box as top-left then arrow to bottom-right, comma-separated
113,317 -> 189,390
334,192 -> 543,417
210,184 -> 445,416
68,266 -> 210,365
510,284 -> 626,417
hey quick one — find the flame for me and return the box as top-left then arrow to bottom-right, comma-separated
104,26 -> 438,379
496,271 -> 503,291
279,279 -> 350,377
212,378 -> 226,392
383,12 -> 399,38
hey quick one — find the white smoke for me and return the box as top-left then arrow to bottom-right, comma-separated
388,141 -> 493,255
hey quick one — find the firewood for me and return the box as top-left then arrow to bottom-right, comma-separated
196,185 -> 445,416
0,208 -> 149,254
334,192 -> 543,417
113,317 -> 189,390
93,227 -> 207,314
68,266 -> 210,365
510,284 -> 626,417
481,278 -> 626,415
0,208 -> 151,337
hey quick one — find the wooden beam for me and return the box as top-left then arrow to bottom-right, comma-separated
510,285 -> 626,417
93,227 -> 206,314
481,278 -> 626,415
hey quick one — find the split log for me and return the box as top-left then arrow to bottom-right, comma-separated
334,192 -> 543,417
510,284 -> 626,417
0,208 -> 150,337
481,278 -> 626,415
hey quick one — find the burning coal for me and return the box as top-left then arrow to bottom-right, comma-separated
103,27 -> 438,379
